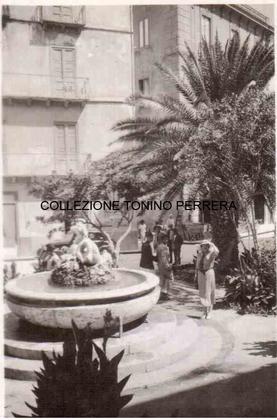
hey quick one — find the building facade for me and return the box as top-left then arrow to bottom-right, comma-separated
133,4 -> 273,98
132,4 -> 274,239
2,5 -> 134,257
2,4 -> 274,257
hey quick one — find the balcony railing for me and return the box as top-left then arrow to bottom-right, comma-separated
39,6 -> 85,27
3,73 -> 89,102
3,153 -> 79,176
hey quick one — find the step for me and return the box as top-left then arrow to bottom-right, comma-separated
124,325 -> 223,390
4,317 -> 199,380
5,322 -> 222,387
5,308 -> 177,361
120,318 -> 200,375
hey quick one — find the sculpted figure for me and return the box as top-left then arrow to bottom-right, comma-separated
70,223 -> 101,266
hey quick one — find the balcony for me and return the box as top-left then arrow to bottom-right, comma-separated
3,73 -> 89,104
3,153 -> 79,177
39,6 -> 85,28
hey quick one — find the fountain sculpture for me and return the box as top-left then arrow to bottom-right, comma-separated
5,222 -> 160,330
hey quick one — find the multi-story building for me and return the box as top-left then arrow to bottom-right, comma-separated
2,5 -> 274,257
133,4 -> 273,99
132,4 -> 274,239
2,5 -> 134,257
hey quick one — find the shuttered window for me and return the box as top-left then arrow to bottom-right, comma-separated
201,15 -> 211,44
51,47 -> 76,96
52,6 -> 73,22
138,78 -> 150,95
139,18 -> 149,48
54,124 -> 78,173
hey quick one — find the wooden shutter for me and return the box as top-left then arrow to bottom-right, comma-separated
139,20 -> 144,48
66,125 -> 77,171
54,124 -> 77,172
51,47 -> 75,97
52,6 -> 72,22
62,48 -> 76,96
61,6 -> 73,21
144,18 -> 149,46
52,6 -> 62,16
54,125 -> 67,173
51,47 -> 63,95
201,16 -> 211,44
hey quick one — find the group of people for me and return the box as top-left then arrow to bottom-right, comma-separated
138,217 -> 183,263
138,216 -> 183,299
138,217 -> 220,319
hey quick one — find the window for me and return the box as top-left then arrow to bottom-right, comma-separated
52,6 -> 73,21
201,15 -> 211,44
3,193 -> 17,247
51,47 -> 76,96
54,123 -> 78,173
138,78 -> 150,95
254,194 -> 265,223
139,18 -> 149,48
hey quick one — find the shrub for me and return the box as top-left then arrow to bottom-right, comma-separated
13,320 -> 133,417
225,247 -> 276,314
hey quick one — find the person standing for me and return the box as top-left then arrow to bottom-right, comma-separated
167,226 -> 174,263
153,222 -> 162,253
137,220 -> 147,249
173,229 -> 183,266
140,232 -> 155,271
166,214 -> 175,230
156,233 -> 173,298
194,240 -> 219,319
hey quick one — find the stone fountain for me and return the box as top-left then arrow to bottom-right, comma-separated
4,222 -> 207,395
5,222 -> 160,330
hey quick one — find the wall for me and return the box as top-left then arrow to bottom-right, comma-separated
133,5 -> 179,99
3,5 -> 134,177
133,4 -> 272,101
3,101 -> 132,176
3,10 -> 132,100
2,5 -> 134,256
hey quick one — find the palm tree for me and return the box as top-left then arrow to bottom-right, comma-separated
112,33 -> 274,271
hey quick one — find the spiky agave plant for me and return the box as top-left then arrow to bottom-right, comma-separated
13,320 -> 133,417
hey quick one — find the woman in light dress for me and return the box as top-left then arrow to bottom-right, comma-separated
195,240 -> 219,319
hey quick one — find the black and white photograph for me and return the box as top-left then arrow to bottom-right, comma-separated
2,1 -> 276,417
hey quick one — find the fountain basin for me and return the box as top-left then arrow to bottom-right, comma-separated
5,269 -> 160,329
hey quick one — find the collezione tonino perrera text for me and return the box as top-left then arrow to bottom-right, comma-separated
41,200 -> 237,211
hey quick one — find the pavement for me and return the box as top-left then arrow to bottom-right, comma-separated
4,254 -> 277,417
120,275 -> 277,417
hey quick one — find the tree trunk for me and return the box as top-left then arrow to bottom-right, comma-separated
114,221 -> 133,267
64,210 -> 73,233
209,192 -> 239,273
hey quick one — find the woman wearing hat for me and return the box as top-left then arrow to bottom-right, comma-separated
195,240 -> 219,319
